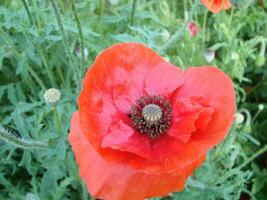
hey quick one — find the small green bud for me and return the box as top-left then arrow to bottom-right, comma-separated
258,104 -> 264,111
243,124 -> 252,133
255,55 -> 265,67
161,29 -> 170,41
235,113 -> 244,125
109,0 -> 119,6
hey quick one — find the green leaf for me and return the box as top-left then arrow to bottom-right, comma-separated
0,46 -> 6,71
16,52 -> 27,75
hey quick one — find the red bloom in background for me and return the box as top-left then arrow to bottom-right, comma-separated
189,21 -> 199,36
201,0 -> 231,14
69,43 -> 235,200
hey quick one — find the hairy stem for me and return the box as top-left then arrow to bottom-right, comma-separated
160,0 -> 200,53
215,145 -> 267,184
70,0 -> 86,68
49,0 -> 79,88
20,0 -> 33,25
130,0 -> 137,26
0,128 -> 48,149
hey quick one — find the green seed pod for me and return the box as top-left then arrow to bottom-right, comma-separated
255,55 -> 266,67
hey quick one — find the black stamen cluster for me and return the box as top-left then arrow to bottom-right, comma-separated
130,95 -> 172,139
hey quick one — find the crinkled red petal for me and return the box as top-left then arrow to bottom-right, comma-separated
69,112 -> 206,200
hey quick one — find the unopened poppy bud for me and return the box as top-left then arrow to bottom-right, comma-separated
189,21 -> 198,37
161,29 -> 170,41
109,0 -> 119,5
76,47 -> 89,61
231,52 -> 240,60
255,55 -> 265,67
204,49 -> 215,63
25,193 -> 41,200
44,88 -> 61,106
235,113 -> 244,124
258,104 -> 264,111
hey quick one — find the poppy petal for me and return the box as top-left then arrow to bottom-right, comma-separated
69,112 -> 206,200
177,67 -> 235,147
167,97 -> 213,143
145,62 -> 184,96
101,120 -> 134,148
78,43 -> 167,149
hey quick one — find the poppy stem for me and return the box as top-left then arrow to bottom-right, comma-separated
52,107 -> 62,134
70,0 -> 86,69
0,127 -> 48,149
202,10 -> 208,46
215,145 -> 267,185
160,0 -> 200,53
49,0 -> 81,91
130,0 -> 137,26
20,0 -> 34,26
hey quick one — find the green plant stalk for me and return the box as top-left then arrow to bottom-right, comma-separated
0,26 -> 47,90
22,26 -> 55,87
160,0 -> 199,53
202,10 -> 208,46
130,0 -> 137,26
38,47 -> 57,87
0,128 -> 48,149
183,0 -> 188,20
260,37 -> 266,56
26,0 -> 56,87
27,66 -> 46,90
215,145 -> 267,184
70,0 -> 85,68
252,108 -> 263,123
52,107 -> 62,134
49,0 -> 79,87
20,0 -> 33,25
95,0 -> 105,31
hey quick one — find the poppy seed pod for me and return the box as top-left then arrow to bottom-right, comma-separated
69,43 -> 235,200
43,88 -> 61,106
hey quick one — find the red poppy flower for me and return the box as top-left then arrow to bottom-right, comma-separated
201,0 -> 231,14
69,43 -> 235,200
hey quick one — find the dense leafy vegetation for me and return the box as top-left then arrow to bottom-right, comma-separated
0,0 -> 267,199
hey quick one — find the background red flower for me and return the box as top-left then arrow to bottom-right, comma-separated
69,43 -> 235,200
201,0 -> 231,14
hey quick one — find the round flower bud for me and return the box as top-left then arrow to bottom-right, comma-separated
76,47 -> 89,61
231,52 -> 240,60
25,193 -> 41,200
44,88 -> 61,106
258,104 -> 264,111
109,0 -> 119,6
161,29 -> 170,41
204,49 -> 215,63
255,55 -> 265,67
235,113 -> 244,125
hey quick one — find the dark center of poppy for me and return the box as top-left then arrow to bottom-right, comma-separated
130,95 -> 172,139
